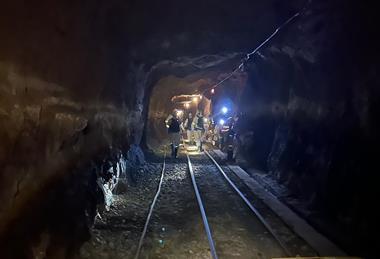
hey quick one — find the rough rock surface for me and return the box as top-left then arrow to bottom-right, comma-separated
79,163 -> 161,259
235,1 -> 379,256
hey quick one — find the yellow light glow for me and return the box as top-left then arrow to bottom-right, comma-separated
200,95 -> 203,100
192,97 -> 198,103
184,103 -> 190,109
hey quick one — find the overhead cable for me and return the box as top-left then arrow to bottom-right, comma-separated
202,8 -> 305,95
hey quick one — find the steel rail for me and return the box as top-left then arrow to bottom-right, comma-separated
187,154 -> 219,259
134,152 -> 166,259
204,150 -> 292,256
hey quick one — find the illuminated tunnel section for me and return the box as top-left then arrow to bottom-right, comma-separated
146,75 -> 210,148
145,62 -> 246,149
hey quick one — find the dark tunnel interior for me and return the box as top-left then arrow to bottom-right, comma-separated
0,0 -> 379,258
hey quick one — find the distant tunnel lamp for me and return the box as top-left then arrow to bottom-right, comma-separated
211,88 -> 215,94
192,97 -> 198,103
219,119 -> 225,125
184,103 -> 190,109
221,107 -> 228,114
203,118 -> 208,123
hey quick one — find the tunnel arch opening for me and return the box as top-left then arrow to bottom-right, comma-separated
142,53 -> 248,150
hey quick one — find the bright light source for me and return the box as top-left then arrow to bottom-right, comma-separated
203,118 -> 208,123
221,107 -> 228,114
211,88 -> 215,94
219,119 -> 225,125
176,110 -> 183,116
184,103 -> 190,109
192,97 -> 198,103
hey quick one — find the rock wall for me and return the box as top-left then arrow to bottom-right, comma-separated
0,1 -> 147,255
0,59 -> 144,256
237,1 -> 379,256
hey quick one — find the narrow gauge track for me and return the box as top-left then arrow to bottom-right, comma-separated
204,150 -> 291,256
135,155 -> 211,259
188,151 -> 289,258
135,149 -> 296,259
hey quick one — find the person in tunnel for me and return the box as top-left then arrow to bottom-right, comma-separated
203,115 -> 211,142
211,119 -> 221,147
220,113 -> 241,161
193,110 -> 206,152
181,112 -> 194,145
165,109 -> 181,158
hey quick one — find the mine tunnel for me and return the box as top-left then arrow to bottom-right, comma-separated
0,0 -> 378,258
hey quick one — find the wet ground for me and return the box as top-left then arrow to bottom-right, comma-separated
80,149 -> 317,259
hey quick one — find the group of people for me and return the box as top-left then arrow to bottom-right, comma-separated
165,108 -> 241,159
165,109 -> 208,158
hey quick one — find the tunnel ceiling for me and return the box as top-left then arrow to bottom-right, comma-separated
0,0 -> 302,102
1,0 -> 377,101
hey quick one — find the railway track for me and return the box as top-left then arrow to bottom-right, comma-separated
134,149 -> 315,259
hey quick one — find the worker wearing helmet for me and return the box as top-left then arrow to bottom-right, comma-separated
193,110 -> 205,152
165,109 -> 181,158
